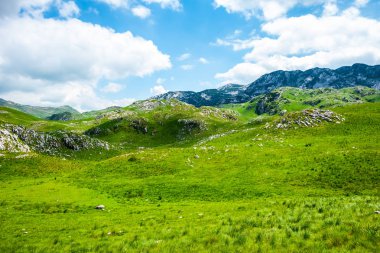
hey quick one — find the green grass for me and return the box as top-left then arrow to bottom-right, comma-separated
0,102 -> 379,252
226,86 -> 380,117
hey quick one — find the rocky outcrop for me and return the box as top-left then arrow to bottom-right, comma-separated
0,128 -> 31,152
95,110 -> 135,121
254,90 -> 283,115
265,109 -> 345,130
200,107 -> 239,121
0,124 -> 110,154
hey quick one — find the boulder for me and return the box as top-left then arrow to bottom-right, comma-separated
95,205 -> 105,210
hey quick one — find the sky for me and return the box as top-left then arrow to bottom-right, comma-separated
0,0 -> 379,111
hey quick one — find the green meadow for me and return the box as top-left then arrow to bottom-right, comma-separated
0,96 -> 379,252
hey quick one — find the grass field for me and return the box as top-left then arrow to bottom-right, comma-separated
0,102 -> 379,252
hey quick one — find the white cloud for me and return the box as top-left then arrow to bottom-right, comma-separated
342,6 -> 360,17
96,0 -> 129,9
156,77 -> 166,85
131,5 -> 151,19
180,64 -> 193,71
216,12 -> 380,83
98,0 -> 181,11
178,53 -> 191,61
199,57 -> 209,64
0,0 -> 54,18
213,0 -> 334,20
150,85 -> 167,95
0,17 -> 171,81
323,1 -> 338,16
58,1 -> 80,18
0,81 -> 135,112
101,82 -> 123,93
142,0 -> 182,11
354,0 -> 369,7
215,63 -> 268,84
0,14 -> 171,110
213,0 -> 293,20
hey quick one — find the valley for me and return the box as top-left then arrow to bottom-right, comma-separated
0,85 -> 379,252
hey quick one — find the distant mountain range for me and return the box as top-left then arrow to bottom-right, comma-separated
1,63 -> 380,118
153,84 -> 249,107
155,63 -> 380,107
0,98 -> 79,119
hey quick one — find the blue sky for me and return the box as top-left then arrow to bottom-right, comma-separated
0,0 -> 379,111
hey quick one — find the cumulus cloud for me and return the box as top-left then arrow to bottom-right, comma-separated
150,85 -> 167,95
216,7 -> 380,83
131,5 -> 151,19
215,63 -> 268,84
0,81 -> 135,112
213,0 -> 293,20
0,17 -> 171,82
0,3 -> 171,110
213,0 -> 346,20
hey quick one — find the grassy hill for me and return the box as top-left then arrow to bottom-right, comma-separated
0,98 -> 79,119
0,89 -> 379,252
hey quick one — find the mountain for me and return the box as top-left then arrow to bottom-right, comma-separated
155,64 -> 380,107
0,98 -> 79,119
245,63 -> 380,97
243,86 -> 380,115
153,84 -> 249,107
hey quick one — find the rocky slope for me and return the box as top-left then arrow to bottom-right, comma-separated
0,123 -> 110,154
265,109 -> 345,130
155,64 -> 380,107
245,63 -> 380,97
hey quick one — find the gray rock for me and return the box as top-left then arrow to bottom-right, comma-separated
266,109 -> 345,130
96,205 -> 105,210
0,123 -> 111,154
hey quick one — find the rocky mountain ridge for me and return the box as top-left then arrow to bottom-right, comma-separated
155,64 -> 380,107
153,84 -> 249,107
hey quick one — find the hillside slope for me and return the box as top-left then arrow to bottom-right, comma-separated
0,98 -> 79,119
